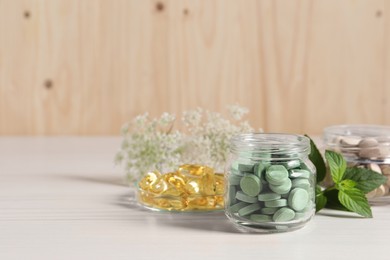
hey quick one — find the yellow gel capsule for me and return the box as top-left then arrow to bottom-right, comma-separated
214,173 -> 225,195
178,164 -> 214,177
162,187 -> 182,197
138,171 -> 161,191
163,172 -> 186,190
166,198 -> 186,210
154,198 -> 171,209
185,178 -> 201,194
138,190 -> 154,206
149,176 -> 168,194
187,196 -> 216,210
201,171 -> 216,196
215,195 -> 224,208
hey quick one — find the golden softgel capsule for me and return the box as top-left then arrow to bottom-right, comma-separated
137,164 -> 225,211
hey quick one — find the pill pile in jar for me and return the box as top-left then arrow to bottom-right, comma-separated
137,164 -> 224,211
225,133 -> 316,232
324,125 -> 390,203
227,159 -> 315,226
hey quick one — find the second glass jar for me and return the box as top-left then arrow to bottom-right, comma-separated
225,133 -> 316,233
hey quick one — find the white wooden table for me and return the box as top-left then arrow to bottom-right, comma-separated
0,137 -> 389,260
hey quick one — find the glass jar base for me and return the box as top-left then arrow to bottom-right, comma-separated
368,196 -> 390,206
230,219 -> 309,233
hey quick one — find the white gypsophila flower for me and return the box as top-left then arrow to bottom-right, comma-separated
159,112 -> 176,126
116,106 -> 255,182
228,104 -> 249,121
120,123 -> 130,135
182,108 -> 202,127
134,113 -> 149,127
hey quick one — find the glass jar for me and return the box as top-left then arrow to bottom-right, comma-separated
225,133 -> 316,233
323,124 -> 390,205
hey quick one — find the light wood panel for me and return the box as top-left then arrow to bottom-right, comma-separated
0,0 -> 388,135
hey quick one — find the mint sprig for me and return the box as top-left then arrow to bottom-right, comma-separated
305,135 -> 326,183
338,188 -> 372,218
343,167 -> 387,193
306,136 -> 387,218
325,151 -> 346,184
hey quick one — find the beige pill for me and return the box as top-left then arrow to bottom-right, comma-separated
376,136 -> 390,144
378,147 -> 390,159
347,162 -> 358,167
359,147 -> 381,159
340,148 -> 359,157
333,136 -> 343,144
340,137 -> 361,147
383,185 -> 389,196
375,185 -> 387,197
366,189 -> 377,199
386,177 -> 390,187
358,138 -> 378,148
368,163 -> 382,174
380,165 -> 390,175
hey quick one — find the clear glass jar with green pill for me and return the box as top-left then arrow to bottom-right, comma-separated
225,133 -> 316,233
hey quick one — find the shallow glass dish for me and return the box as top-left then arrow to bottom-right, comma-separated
136,164 -> 225,212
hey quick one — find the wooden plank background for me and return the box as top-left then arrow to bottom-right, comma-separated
0,0 -> 389,135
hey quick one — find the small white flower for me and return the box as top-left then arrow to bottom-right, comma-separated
228,105 -> 249,121
159,112 -> 175,126
182,108 -> 202,127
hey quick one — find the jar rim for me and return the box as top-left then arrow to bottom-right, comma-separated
230,133 -> 310,156
324,124 -> 390,139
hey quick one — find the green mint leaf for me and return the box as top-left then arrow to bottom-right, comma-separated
305,135 -> 326,183
343,167 -> 387,193
315,186 -> 327,212
338,188 -> 372,218
323,189 -> 349,211
316,194 -> 327,212
325,150 -> 346,184
338,179 -> 357,190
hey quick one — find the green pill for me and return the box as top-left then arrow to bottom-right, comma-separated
275,225 -> 289,230
261,207 -> 279,215
238,163 -> 255,172
231,168 -> 244,176
229,201 -> 250,212
229,174 -> 242,185
281,193 -> 290,199
236,191 -> 258,203
264,199 -> 288,208
288,188 -> 309,211
269,178 -> 292,194
294,212 -> 307,220
283,160 -> 301,169
229,185 -> 237,204
273,207 -> 296,222
266,165 -> 289,185
231,161 -> 240,171
240,174 -> 262,197
258,192 -> 281,202
299,162 -> 310,171
292,178 -> 311,189
289,169 -> 311,179
254,162 -> 267,179
250,214 -> 272,223
238,203 -> 262,216
299,201 -> 314,213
